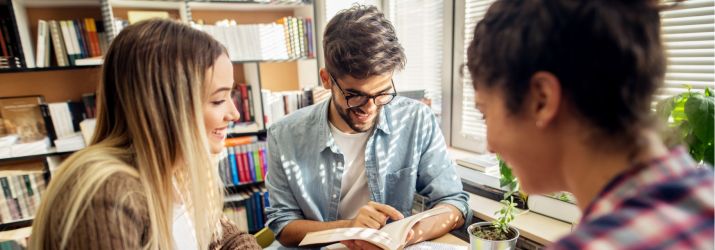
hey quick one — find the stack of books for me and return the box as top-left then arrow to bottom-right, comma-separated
34,19 -> 107,68
0,95 -> 98,159
261,87 -> 330,127
0,171 -> 47,224
193,16 -> 314,61
218,136 -> 267,187
224,186 -> 269,234
527,192 -> 581,224
455,154 -> 527,209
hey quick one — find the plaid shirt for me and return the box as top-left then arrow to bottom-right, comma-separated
550,147 -> 714,250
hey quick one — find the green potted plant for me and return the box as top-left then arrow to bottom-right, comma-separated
655,87 -> 714,166
467,158 -> 520,249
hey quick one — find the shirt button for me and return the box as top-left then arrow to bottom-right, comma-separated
332,194 -> 337,199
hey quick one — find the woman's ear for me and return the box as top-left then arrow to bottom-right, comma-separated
319,68 -> 331,89
529,71 -> 562,128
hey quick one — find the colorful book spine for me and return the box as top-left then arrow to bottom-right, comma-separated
252,146 -> 262,182
228,146 -> 238,185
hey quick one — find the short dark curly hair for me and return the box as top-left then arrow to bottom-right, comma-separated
467,0 -> 666,143
323,5 -> 406,79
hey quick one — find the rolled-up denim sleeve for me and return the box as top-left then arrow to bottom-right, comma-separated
415,107 -> 472,229
264,128 -> 304,237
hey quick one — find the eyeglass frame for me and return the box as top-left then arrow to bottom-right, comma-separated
328,73 -> 398,109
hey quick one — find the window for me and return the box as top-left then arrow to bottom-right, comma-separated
450,0 -> 715,153
451,0 -> 493,153
387,0 -> 449,120
659,0 -> 715,99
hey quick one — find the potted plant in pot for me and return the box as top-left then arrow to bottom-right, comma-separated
468,157 -> 520,249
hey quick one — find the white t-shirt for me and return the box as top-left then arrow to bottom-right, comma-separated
173,179 -> 198,250
173,202 -> 199,250
329,122 -> 372,220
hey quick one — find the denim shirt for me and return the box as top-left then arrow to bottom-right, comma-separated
264,96 -> 471,236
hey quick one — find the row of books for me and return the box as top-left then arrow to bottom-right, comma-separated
193,16 -> 314,61
0,172 -> 46,224
232,84 -> 256,124
261,87 -> 330,127
0,95 -> 97,159
218,137 -> 267,187
455,159 -> 581,223
35,19 -> 107,68
224,187 -> 269,233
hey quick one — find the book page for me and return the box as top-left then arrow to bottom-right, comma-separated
300,206 -> 451,250
300,227 -> 393,249
379,206 -> 452,249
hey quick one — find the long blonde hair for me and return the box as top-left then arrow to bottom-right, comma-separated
30,19 -> 226,249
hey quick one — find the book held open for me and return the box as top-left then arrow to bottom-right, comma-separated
299,206 -> 451,250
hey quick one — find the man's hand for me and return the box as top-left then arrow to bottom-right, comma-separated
341,202 -> 405,250
348,201 -> 404,229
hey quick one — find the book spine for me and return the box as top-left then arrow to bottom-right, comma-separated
59,21 -> 75,66
0,20 -> 9,58
228,146 -> 238,186
48,20 -> 68,67
35,20 -> 47,68
254,192 -> 263,230
245,192 -> 254,232
247,145 -> 256,182
0,178 -> 18,221
259,144 -> 267,180
85,18 -> 100,57
39,104 -> 57,146
0,178 -> 10,223
246,85 -> 255,122
73,20 -> 87,58
66,20 -> 81,62
252,147 -> 261,182
9,177 -> 27,220
235,146 -> 250,183
239,85 -> 250,123
306,18 -> 314,58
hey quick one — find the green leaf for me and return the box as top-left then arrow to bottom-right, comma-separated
684,94 -> 714,145
655,97 -> 675,121
672,95 -> 689,124
498,157 -> 517,191
706,88 -> 712,97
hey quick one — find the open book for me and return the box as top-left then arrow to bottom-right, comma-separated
299,206 -> 451,250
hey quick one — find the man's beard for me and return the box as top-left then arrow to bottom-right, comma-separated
333,96 -> 380,133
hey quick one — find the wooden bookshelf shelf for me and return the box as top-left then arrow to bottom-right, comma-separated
0,148 -> 77,165
225,181 -> 264,194
227,130 -> 267,138
0,65 -> 100,74
0,219 -> 33,232
0,225 -> 32,241
0,58 -> 314,75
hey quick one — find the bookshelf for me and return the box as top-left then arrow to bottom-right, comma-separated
0,0 -> 321,243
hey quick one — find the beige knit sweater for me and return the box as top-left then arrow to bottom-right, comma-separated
36,172 -> 261,249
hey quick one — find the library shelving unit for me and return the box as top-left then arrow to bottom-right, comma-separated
0,0 -> 320,242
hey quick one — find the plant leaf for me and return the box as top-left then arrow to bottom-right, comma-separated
684,94 -> 714,145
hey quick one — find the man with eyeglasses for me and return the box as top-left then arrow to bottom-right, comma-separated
264,5 -> 470,249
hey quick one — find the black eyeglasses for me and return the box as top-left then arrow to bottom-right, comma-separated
329,73 -> 397,109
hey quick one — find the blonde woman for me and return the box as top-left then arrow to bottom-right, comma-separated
29,19 -> 261,249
